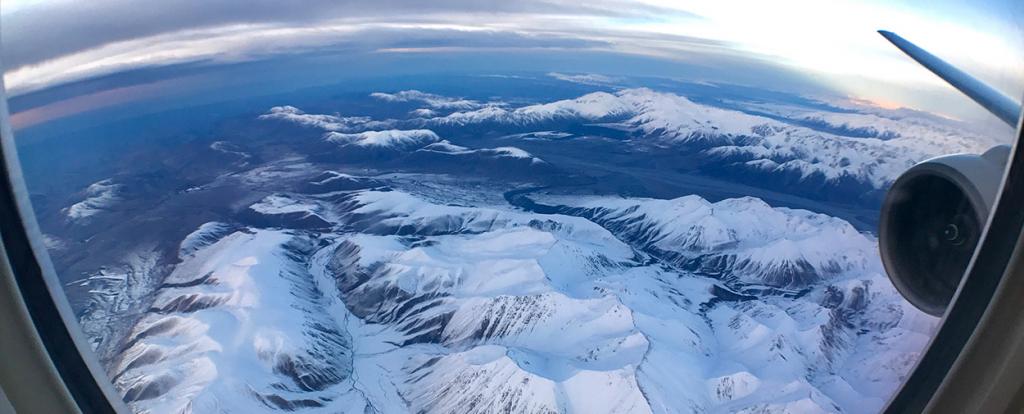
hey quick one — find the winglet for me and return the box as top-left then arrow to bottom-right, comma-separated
879,30 -> 1021,126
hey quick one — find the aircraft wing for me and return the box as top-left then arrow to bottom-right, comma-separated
879,30 -> 1021,127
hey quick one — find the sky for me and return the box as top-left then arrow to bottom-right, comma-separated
2,0 -> 1022,124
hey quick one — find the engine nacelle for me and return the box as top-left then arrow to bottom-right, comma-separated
879,145 -> 1010,316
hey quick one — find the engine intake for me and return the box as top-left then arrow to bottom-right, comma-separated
879,145 -> 1010,316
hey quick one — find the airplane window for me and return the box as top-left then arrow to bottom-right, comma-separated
1,1 -> 1021,413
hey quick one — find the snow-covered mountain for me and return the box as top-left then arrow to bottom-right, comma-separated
111,231 -> 359,413
259,107 -> 547,171
370,90 -> 489,110
259,106 -> 394,132
422,88 -> 995,189
547,72 -> 620,86
298,171 -> 385,194
325,129 -> 441,149
257,86 -> 997,203
178,221 -> 234,259
55,78 -> 961,413
528,194 -> 875,291
428,91 -> 633,127
65,178 -> 121,220
85,183 -> 933,413
417,140 -> 546,164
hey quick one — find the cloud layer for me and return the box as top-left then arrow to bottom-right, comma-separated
2,0 -> 1021,123
0,0 -> 687,70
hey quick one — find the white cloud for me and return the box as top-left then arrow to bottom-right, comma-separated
3,0 -> 1021,122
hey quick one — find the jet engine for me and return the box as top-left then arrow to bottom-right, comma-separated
879,145 -> 1010,316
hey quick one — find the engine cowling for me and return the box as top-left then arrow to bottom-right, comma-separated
879,145 -> 1010,316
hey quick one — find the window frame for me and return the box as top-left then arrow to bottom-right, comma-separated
0,77 -> 127,413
